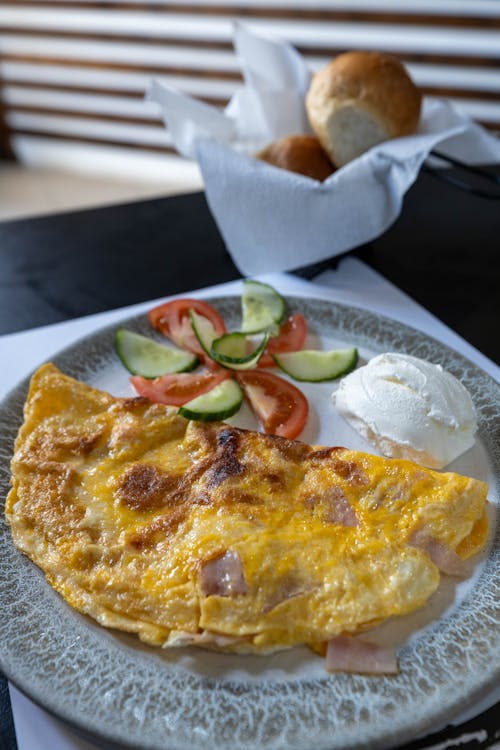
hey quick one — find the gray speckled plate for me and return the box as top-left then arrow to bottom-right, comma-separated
0,296 -> 499,750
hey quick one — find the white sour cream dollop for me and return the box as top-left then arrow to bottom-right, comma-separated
333,352 -> 477,469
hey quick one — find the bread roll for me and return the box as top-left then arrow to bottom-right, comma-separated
306,52 -> 422,167
257,134 -> 335,181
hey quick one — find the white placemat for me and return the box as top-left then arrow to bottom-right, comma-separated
3,259 -> 499,750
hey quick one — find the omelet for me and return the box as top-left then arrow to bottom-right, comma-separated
6,364 -> 489,657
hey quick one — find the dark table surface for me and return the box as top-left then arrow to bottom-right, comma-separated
0,164 -> 499,750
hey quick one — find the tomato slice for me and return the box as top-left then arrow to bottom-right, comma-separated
148,298 -> 227,357
236,370 -> 309,439
258,313 -> 308,367
130,370 -> 230,407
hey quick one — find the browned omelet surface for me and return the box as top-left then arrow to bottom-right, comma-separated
6,364 -> 489,653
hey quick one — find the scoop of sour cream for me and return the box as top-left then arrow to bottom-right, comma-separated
333,352 -> 477,469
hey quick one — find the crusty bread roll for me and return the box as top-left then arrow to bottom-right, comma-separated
257,134 -> 335,181
306,52 -> 422,167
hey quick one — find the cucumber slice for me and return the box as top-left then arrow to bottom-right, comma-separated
179,378 -> 243,421
115,329 -> 198,377
241,280 -> 286,334
211,331 -> 269,371
189,309 -> 218,357
273,348 -> 358,382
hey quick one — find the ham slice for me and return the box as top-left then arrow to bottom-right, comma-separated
199,550 -> 249,597
166,630 -> 245,648
326,634 -> 398,675
262,575 -> 317,614
410,529 -> 468,577
421,539 -> 469,577
305,486 -> 359,527
324,486 -> 359,527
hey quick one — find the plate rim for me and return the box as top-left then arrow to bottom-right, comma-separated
0,293 -> 499,750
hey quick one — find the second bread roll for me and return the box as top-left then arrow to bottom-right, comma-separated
306,51 -> 422,167
257,135 -> 335,181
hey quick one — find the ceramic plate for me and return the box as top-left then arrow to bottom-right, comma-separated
0,295 -> 499,750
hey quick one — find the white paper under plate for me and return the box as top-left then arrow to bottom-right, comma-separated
1,295 -> 499,750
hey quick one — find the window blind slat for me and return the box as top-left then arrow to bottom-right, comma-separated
3,0 -> 500,26
1,1 -> 498,170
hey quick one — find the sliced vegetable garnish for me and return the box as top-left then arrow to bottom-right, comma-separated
241,280 -> 286,334
130,369 -> 230,406
148,298 -> 226,356
273,348 -> 358,382
258,313 -> 308,367
237,370 -> 309,440
211,331 -> 269,370
189,308 -> 219,358
140,289 -> 356,437
115,329 -> 198,378
179,378 -> 243,422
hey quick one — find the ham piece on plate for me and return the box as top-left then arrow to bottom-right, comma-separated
326,634 -> 398,675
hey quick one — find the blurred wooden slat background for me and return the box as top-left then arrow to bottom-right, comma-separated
1,0 -> 499,177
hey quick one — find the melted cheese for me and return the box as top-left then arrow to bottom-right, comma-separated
6,364 -> 489,654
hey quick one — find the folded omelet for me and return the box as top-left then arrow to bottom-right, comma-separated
6,364 -> 488,655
